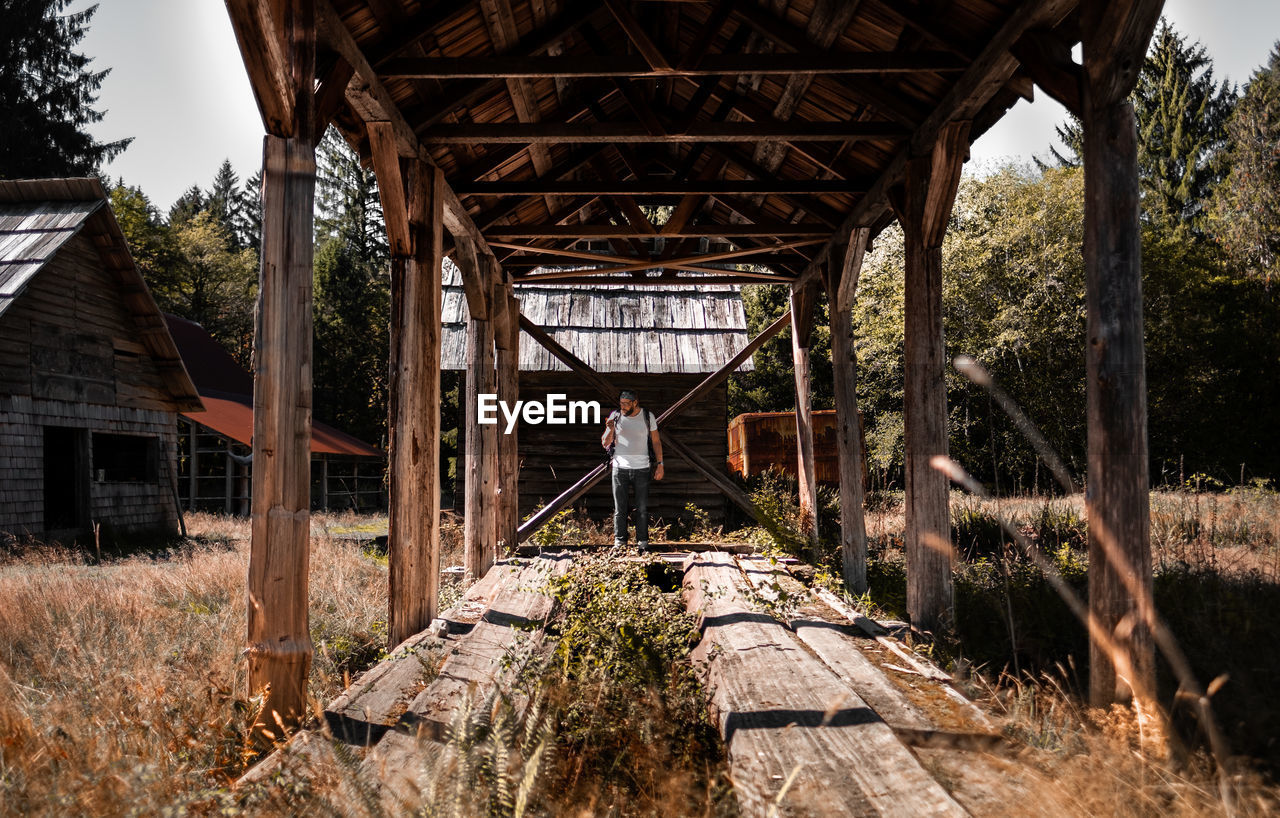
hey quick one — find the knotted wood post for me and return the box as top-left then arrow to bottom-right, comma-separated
461,242 -> 498,579
378,144 -> 445,649
789,280 -> 820,553
1080,0 -> 1163,707
244,0 -> 316,740
824,227 -> 871,594
890,120 -> 969,633
494,288 -> 520,556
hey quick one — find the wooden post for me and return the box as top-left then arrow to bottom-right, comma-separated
790,280 -> 820,552
462,246 -> 497,580
825,228 -> 871,594
384,159 -> 446,649
1080,0 -> 1163,707
890,120 -> 969,633
247,131 -> 316,736
495,289 -> 520,555
188,421 -> 197,511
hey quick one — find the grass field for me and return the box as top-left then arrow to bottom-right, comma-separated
2,492 -> 1279,815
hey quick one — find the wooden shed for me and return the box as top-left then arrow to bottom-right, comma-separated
442,264 -> 751,528
0,178 -> 203,543
227,0 -> 1168,723
163,314 -> 386,514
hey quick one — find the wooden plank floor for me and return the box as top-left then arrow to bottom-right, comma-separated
243,547 -> 1067,816
686,551 -> 968,818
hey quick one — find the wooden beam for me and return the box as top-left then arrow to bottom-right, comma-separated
491,238 -> 821,268
420,122 -> 909,145
790,279 -> 820,551
464,303 -> 498,580
889,121 -> 970,634
1079,0 -> 1163,709
485,223 -> 832,239
512,272 -> 797,286
226,0 -> 295,136
380,52 -> 966,79
603,0 -> 672,72
455,179 -> 865,196
824,236 -> 870,594
248,133 -> 315,739
495,291 -> 520,555
312,57 -> 354,143
368,121 -> 410,257
663,433 -> 767,526
796,0 -> 1076,285
387,160 -> 445,648
1011,28 -> 1083,117
315,0 -> 500,265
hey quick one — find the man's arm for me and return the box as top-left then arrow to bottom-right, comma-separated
649,428 -> 664,480
602,412 -> 617,448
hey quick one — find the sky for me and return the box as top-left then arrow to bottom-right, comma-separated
75,0 -> 1280,212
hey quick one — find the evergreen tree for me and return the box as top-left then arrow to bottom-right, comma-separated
109,181 -> 175,291
243,170 -> 263,254
1041,20 -> 1235,236
1134,20 -> 1236,235
312,128 -> 390,443
1209,44 -> 1280,282
168,184 -> 208,226
0,0 -> 130,178
208,159 -> 249,250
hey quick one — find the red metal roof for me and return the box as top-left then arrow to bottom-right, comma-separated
186,395 -> 381,458
164,313 -> 381,458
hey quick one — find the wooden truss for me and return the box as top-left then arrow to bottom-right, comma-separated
227,0 -> 1167,735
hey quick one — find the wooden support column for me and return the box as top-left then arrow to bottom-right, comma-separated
461,244 -> 498,580
890,120 -> 969,633
824,228 -> 871,594
495,287 -> 520,555
789,280 -> 820,552
247,131 -> 316,736
382,151 -> 446,649
1080,0 -> 1163,707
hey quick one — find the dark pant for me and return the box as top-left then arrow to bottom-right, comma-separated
612,467 -> 651,544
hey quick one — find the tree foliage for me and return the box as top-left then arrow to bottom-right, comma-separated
1209,44 -> 1280,282
0,0 -> 130,178
312,129 -> 390,445
1042,20 -> 1235,237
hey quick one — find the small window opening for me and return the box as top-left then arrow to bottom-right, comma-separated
92,433 -> 160,483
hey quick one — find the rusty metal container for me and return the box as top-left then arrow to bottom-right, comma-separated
727,410 -> 843,484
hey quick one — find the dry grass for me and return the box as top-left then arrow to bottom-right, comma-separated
0,511 -> 467,816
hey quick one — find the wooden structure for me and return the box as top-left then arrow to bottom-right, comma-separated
728,410 -> 854,484
227,0 -> 1164,727
442,265 -> 751,529
163,314 -> 385,514
0,178 -> 203,542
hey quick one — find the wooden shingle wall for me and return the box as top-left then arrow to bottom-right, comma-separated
507,372 -> 730,529
0,234 -> 183,540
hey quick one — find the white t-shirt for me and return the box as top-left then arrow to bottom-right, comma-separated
611,408 -> 657,469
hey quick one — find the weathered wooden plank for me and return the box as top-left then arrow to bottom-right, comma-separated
464,308 -> 498,579
1080,0 -> 1163,709
361,556 -> 569,807
890,123 -> 969,633
684,552 -> 965,817
248,132 -> 316,737
387,161 -> 445,648
790,279 -> 819,551
421,120 -> 907,144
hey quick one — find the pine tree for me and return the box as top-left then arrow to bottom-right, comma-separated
168,184 -> 208,226
1134,20 -> 1236,235
0,0 -> 130,178
312,128 -> 390,443
1209,44 -> 1280,282
1041,20 -> 1236,236
208,159 -> 249,251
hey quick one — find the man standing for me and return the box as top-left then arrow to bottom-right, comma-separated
601,390 -> 664,549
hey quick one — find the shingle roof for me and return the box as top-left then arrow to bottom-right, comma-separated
440,263 -> 753,374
